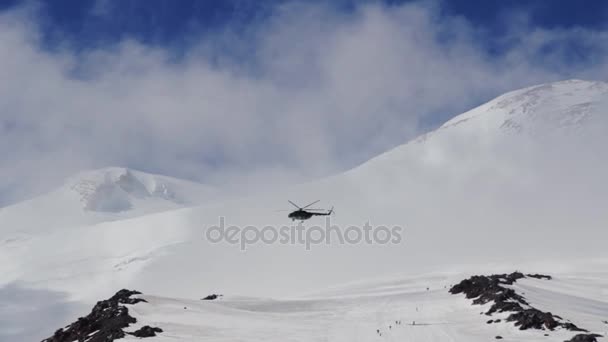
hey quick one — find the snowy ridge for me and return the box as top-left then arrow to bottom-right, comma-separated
440,79 -> 608,132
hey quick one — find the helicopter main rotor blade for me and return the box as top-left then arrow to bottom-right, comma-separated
302,200 -> 320,209
288,200 -> 301,209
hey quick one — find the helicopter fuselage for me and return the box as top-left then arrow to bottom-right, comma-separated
288,210 -> 314,221
288,209 -> 331,221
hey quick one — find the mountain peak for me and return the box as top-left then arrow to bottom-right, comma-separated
65,167 -> 211,212
0,167 -> 217,234
440,79 -> 608,133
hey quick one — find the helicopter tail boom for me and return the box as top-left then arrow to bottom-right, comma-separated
311,206 -> 333,216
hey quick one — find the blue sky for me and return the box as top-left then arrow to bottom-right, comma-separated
4,0 -> 607,51
1,0 -> 608,204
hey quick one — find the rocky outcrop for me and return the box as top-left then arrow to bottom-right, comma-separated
449,272 -> 530,315
450,272 -> 597,340
41,289 -> 162,342
565,334 -> 603,342
507,308 -> 561,330
202,293 -> 223,300
527,273 -> 552,280
131,325 -> 163,337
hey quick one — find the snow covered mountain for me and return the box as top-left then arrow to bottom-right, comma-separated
0,167 -> 217,234
2,80 -> 607,341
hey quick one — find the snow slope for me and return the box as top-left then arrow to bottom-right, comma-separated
119,269 -> 608,341
2,79 -> 608,340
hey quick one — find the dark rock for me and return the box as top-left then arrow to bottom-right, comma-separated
495,336 -> 503,339
130,325 -> 163,337
202,294 -> 222,300
41,289 -> 158,342
507,309 -> 559,330
562,322 -> 587,332
564,333 -> 603,342
450,272 -> 588,333
450,272 -> 528,316
450,272 -> 526,305
527,274 -> 553,280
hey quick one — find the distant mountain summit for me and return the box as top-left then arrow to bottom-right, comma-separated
350,79 -> 608,178
66,167 -> 213,213
440,79 -> 607,133
0,167 -> 216,233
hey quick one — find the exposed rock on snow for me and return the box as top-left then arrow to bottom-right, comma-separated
449,272 -> 528,315
508,309 -> 567,331
131,325 -> 163,337
41,289 -> 160,342
564,333 -> 603,342
527,274 -> 553,280
450,272 -> 590,337
201,293 -> 223,300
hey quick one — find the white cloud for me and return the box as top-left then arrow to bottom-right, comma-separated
1,1 -> 608,204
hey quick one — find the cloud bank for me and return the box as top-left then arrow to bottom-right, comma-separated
1,1 -> 608,204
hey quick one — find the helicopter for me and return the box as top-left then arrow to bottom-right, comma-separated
285,200 -> 334,222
